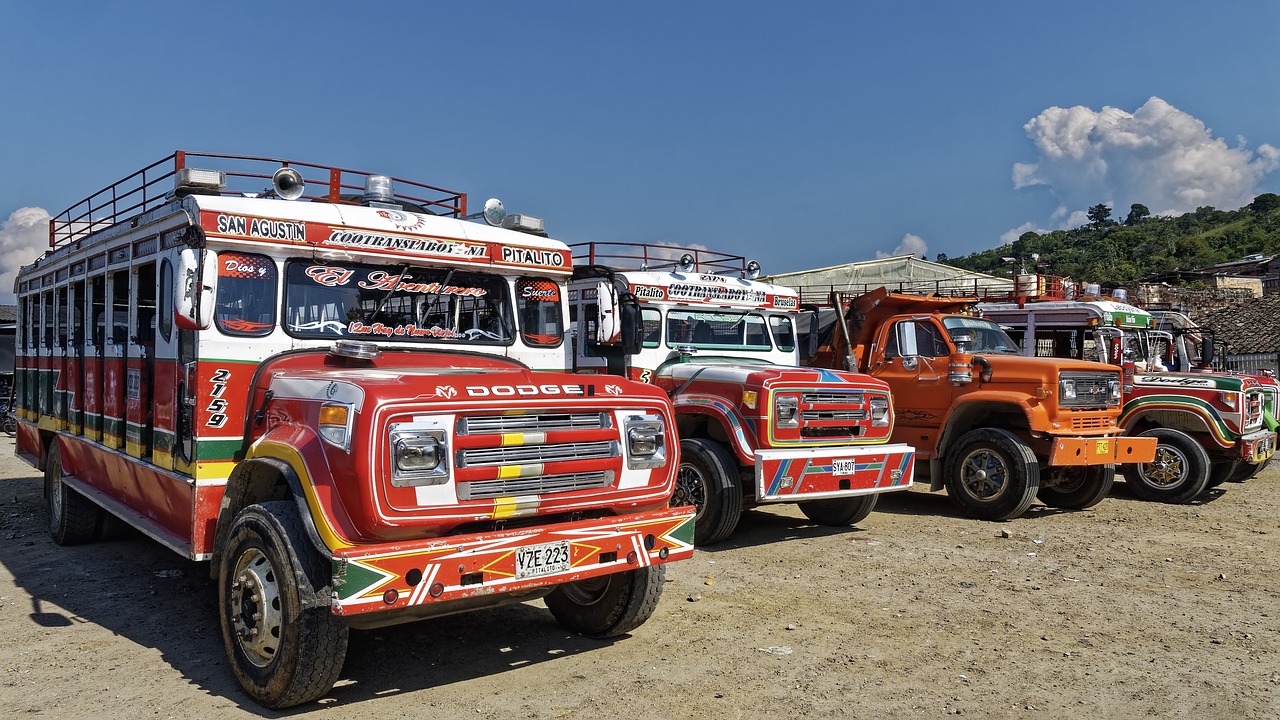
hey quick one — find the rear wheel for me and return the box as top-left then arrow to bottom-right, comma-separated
1226,458 -> 1269,483
674,438 -> 743,545
219,501 -> 348,709
1120,428 -> 1210,503
45,443 -> 100,545
798,494 -> 878,526
545,565 -> 666,638
1037,465 -> 1114,509
943,428 -> 1039,521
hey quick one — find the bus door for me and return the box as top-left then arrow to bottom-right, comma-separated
84,273 -> 106,442
67,278 -> 85,435
126,262 -> 156,460
105,265 -> 129,450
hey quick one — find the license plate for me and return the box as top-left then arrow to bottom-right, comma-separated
832,458 -> 858,476
516,540 -> 571,579
1094,439 -> 1110,455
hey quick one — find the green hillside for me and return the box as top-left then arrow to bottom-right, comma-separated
940,194 -> 1280,284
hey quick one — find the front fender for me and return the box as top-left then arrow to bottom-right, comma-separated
1120,396 -> 1234,449
672,393 -> 755,466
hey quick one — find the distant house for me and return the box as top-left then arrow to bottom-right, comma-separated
1143,254 -> 1280,296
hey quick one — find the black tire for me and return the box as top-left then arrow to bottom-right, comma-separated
674,438 -> 744,545
218,501 -> 348,709
798,494 -> 878,526
1120,428 -> 1210,503
943,428 -> 1039,521
1037,465 -> 1115,509
1206,459 -> 1239,488
45,442 -> 100,545
1226,458 -> 1268,483
545,564 -> 666,638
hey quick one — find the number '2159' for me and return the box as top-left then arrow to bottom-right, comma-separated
206,369 -> 231,428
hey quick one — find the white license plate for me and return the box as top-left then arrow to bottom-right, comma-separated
516,540 -> 571,579
832,458 -> 858,476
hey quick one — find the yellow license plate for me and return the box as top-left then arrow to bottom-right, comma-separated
1094,439 -> 1110,455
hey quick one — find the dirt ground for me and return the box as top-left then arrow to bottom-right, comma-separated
1,439 -> 1277,720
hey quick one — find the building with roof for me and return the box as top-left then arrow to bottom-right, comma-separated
764,254 -> 1014,304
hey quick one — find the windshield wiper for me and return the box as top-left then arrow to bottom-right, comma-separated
364,263 -> 412,325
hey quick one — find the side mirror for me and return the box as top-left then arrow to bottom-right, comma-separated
802,308 -> 820,360
619,294 -> 642,355
176,248 -> 217,330
896,321 -> 918,358
1201,336 -> 1215,367
594,280 -> 622,344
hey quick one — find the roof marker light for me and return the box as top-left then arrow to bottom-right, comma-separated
363,175 -> 395,204
175,167 -> 225,193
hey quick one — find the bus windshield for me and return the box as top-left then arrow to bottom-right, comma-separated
665,310 -> 790,352
284,261 -> 514,344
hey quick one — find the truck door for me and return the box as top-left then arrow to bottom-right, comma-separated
867,318 -> 952,453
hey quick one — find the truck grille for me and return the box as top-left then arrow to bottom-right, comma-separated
450,412 -> 621,499
458,440 -> 617,467
459,412 -> 610,433
458,470 -> 613,500
1059,372 -> 1115,409
787,389 -> 878,441
802,392 -> 865,405
1246,390 -> 1265,429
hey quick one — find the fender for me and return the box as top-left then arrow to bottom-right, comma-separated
1120,394 -> 1236,450
671,393 -> 756,466
212,423 -> 363,575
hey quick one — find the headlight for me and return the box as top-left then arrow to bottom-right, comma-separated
390,424 -> 449,487
624,413 -> 667,469
1109,378 -> 1122,403
869,396 -> 890,427
1060,378 -> 1077,401
775,395 -> 799,428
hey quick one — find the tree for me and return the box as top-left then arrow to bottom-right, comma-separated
1251,193 -> 1280,215
935,252 -> 950,263
1125,203 -> 1150,225
1087,203 -> 1112,227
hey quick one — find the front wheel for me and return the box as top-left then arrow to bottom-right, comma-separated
218,501 -> 348,709
45,443 -> 100,545
1037,465 -> 1115,510
943,428 -> 1039,521
1120,428 -> 1210,503
673,438 -> 744,545
798,494 -> 878,526
545,565 -> 666,638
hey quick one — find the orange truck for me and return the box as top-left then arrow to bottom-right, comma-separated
808,288 -> 1158,520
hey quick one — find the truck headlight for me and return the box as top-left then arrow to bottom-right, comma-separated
1060,378 -> 1077,401
775,395 -> 799,428
869,396 -> 890,427
1109,378 -> 1122,403
390,425 -> 449,487
624,414 -> 667,469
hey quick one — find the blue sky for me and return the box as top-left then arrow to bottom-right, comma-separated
1,1 -> 1277,299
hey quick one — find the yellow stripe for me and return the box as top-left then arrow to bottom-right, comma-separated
493,496 -> 539,519
249,440 -> 352,550
194,460 -> 238,482
501,433 -> 525,446
498,465 -> 523,479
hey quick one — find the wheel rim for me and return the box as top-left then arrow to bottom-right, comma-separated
557,575 -> 611,606
674,462 -> 708,519
48,462 -> 63,532
1136,443 -> 1189,489
229,547 -> 284,668
958,447 -> 1011,501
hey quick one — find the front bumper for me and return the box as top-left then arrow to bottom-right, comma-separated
1238,428 -> 1277,465
330,505 -> 694,617
1047,435 -> 1158,466
753,443 -> 915,502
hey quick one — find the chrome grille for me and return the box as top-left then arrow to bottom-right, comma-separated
1246,390 -> 1265,429
802,409 -> 869,421
459,440 -> 617,467
1060,373 -> 1115,409
459,413 -> 610,434
802,392 -> 866,405
459,471 -> 613,500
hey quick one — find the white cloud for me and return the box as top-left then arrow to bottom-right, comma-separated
0,207 -> 52,304
1013,97 -> 1280,225
876,233 -> 928,259
1000,221 -> 1045,245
